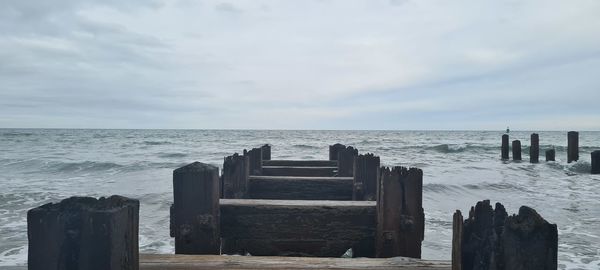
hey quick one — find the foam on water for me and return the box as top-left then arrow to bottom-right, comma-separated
0,129 -> 599,269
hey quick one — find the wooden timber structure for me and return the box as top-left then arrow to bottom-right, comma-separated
26,143 -> 560,270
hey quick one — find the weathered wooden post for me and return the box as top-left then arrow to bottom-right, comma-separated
546,149 -> 555,161
261,144 -> 271,161
222,153 -> 249,199
28,196 -> 139,270
568,131 -> 579,163
353,153 -> 380,201
453,200 -> 557,270
244,147 -> 262,175
501,134 -> 509,160
329,143 -> 346,161
512,140 -> 522,161
172,162 -> 220,254
592,150 -> 600,174
338,146 -> 358,177
452,210 -> 463,270
530,133 -> 539,163
376,167 -> 424,259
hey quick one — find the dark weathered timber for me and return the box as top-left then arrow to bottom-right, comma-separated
244,148 -> 263,175
261,166 -> 337,177
530,133 -> 539,163
592,151 -> 600,174
329,143 -> 346,161
376,167 -> 424,259
140,254 -> 452,270
501,206 -> 558,270
220,199 -> 376,257
338,146 -> 359,177
546,149 -> 555,161
501,134 -> 509,160
459,200 -> 557,270
261,144 -> 271,161
248,176 -> 353,200
568,131 -> 579,163
451,211 -> 463,270
263,160 -> 337,167
172,162 -> 220,254
28,196 -> 139,270
353,154 -> 380,201
461,200 -> 506,270
512,140 -> 522,161
222,153 -> 249,199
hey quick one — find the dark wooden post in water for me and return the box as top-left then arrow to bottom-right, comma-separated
452,200 -> 557,270
376,167 -> 424,259
222,153 -> 249,199
244,148 -> 262,175
329,143 -> 346,161
172,162 -> 220,254
261,144 -> 271,161
452,210 -> 463,270
338,146 -> 358,177
530,133 -> 539,163
353,153 -> 380,201
568,131 -> 579,163
512,140 -> 522,161
28,196 -> 139,270
592,151 -> 600,174
501,134 -> 509,160
546,149 -> 555,161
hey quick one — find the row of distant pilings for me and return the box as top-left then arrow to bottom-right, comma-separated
501,131 -> 600,174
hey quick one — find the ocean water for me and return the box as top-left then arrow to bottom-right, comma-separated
0,129 -> 599,269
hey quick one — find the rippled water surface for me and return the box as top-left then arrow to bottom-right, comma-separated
1,129 -> 599,269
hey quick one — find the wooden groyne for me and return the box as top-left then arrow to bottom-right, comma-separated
501,131 -> 599,173
26,143 -> 559,270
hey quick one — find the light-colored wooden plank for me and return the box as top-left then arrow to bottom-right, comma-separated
140,254 -> 452,270
220,199 -> 375,207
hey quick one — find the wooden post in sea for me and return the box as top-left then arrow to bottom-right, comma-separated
568,131 -> 579,163
591,151 -> 600,174
530,133 -> 539,163
376,167 -> 424,259
512,140 -> 522,161
261,144 -> 271,161
546,149 -> 555,161
353,153 -> 380,201
455,200 -> 557,270
338,146 -> 358,177
451,210 -> 463,270
28,196 -> 139,270
244,147 -> 263,175
222,153 -> 249,199
329,143 -> 346,161
501,134 -> 509,160
172,162 -> 220,254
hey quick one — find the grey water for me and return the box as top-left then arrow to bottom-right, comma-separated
0,129 -> 598,269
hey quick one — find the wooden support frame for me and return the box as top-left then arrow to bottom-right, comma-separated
353,153 -> 380,201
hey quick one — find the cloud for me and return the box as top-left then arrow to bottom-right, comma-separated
0,0 -> 599,129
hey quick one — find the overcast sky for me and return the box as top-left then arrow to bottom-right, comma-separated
1,0 -> 599,130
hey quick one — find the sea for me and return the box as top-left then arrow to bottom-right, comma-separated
0,129 -> 598,269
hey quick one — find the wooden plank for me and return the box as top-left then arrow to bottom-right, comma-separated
338,146 -> 358,177
140,254 -> 452,270
262,166 -> 337,177
353,154 -> 380,201
451,210 -> 462,270
220,199 -> 376,257
248,176 -> 353,200
222,154 -> 249,199
263,160 -> 337,167
244,148 -> 263,175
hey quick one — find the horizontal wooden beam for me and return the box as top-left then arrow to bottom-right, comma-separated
140,254 -> 451,270
248,176 -> 353,200
220,199 -> 376,257
261,166 -> 337,177
263,160 -> 337,167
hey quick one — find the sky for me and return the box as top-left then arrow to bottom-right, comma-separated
1,0 -> 599,130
